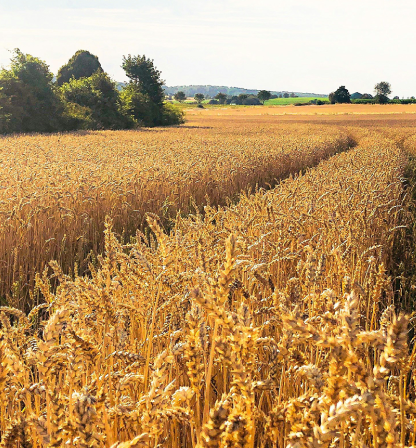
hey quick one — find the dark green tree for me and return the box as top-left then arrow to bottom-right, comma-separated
194,93 -> 205,104
328,92 -> 336,104
120,54 -> 176,126
0,49 -> 64,134
215,92 -> 227,104
60,71 -> 131,130
257,90 -> 271,104
120,84 -> 160,127
174,91 -> 186,102
122,54 -> 165,106
56,50 -> 102,86
333,86 -> 351,103
374,81 -> 391,97
374,81 -> 391,104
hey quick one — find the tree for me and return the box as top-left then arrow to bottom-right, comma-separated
238,94 -> 248,101
373,81 -> 391,104
257,90 -> 271,104
351,92 -> 363,100
194,93 -> 204,104
328,92 -> 336,104
283,93 -> 289,98
121,54 -> 182,127
332,86 -> 351,103
215,92 -> 227,104
174,91 -> 186,102
374,81 -> 391,97
56,50 -> 102,86
242,96 -> 261,105
122,54 -> 165,106
0,49 -> 64,134
60,71 -> 131,130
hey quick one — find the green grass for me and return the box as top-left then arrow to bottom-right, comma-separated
166,96 -> 330,110
265,97 -> 329,105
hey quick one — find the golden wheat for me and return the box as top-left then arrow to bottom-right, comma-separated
1,115 -> 415,447
0,121 -> 351,308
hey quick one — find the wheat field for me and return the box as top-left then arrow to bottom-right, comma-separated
0,121 -> 352,309
2,106 -> 416,447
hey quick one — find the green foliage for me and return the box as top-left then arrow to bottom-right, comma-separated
226,94 -> 261,106
351,99 -> 376,104
0,49 -> 64,134
194,93 -> 205,104
121,54 -> 181,126
161,103 -> 185,125
332,86 -> 351,103
174,91 -> 186,102
214,92 -> 227,104
122,54 -> 165,106
374,94 -> 389,104
350,92 -> 363,100
266,97 -> 329,106
374,81 -> 391,97
56,50 -> 102,86
120,84 -> 161,127
60,71 -> 132,130
0,49 -> 184,135
257,90 -> 271,104
120,84 -> 183,127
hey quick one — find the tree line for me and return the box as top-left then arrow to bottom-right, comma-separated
329,82 -> 399,104
172,90 -> 274,105
0,49 -> 184,134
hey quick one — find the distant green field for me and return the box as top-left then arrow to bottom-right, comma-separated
167,96 -> 330,109
265,97 -> 329,105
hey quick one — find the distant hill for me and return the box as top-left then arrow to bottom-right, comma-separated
116,83 -> 328,98
163,85 -> 328,98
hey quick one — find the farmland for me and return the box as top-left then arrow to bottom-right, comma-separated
265,96 -> 328,105
2,104 -> 416,447
0,120 -> 351,308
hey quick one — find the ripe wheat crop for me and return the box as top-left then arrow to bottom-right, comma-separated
1,121 -> 415,447
0,122 -> 351,308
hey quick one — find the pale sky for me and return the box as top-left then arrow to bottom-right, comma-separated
0,0 -> 415,96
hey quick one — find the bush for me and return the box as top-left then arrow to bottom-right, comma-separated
351,99 -> 375,104
374,94 -> 389,104
161,103 -> 185,125
242,97 -> 261,105
0,49 -> 65,134
61,71 -> 131,130
208,99 -> 219,105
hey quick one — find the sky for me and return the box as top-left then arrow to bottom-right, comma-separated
0,0 -> 415,96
